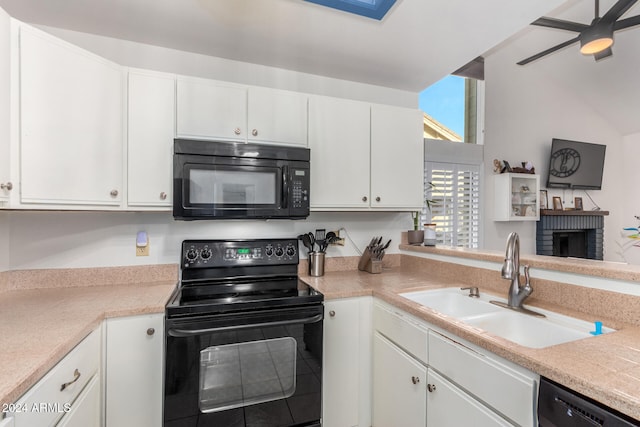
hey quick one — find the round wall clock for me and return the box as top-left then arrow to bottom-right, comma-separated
550,148 -> 581,178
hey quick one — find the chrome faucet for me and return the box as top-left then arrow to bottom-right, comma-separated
491,232 -> 544,317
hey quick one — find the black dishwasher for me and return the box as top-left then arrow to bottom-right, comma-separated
538,377 -> 639,426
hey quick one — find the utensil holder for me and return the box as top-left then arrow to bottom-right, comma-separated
309,252 -> 325,277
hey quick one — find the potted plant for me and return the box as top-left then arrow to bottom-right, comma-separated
407,182 -> 436,245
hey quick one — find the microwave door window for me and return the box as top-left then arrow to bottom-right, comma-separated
189,169 -> 277,206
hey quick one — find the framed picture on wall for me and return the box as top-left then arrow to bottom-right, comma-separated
540,190 -> 548,210
552,196 -> 563,211
575,197 -> 583,210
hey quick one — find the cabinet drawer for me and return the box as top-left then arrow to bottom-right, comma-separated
12,329 -> 101,427
373,302 -> 427,363
56,375 -> 101,427
428,330 -> 537,427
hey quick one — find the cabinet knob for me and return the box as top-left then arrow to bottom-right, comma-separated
427,383 -> 437,392
362,196 -> 368,202
329,310 -> 336,317
160,192 -> 167,200
234,128 -> 242,135
411,376 -> 420,385
147,328 -> 155,336
252,129 -> 258,137
0,182 -> 12,191
110,190 -> 119,197
376,196 -> 381,202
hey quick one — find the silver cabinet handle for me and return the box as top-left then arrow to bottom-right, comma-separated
60,369 -> 81,391
251,129 -> 258,136
234,128 -> 241,135
147,328 -> 155,336
411,376 -> 420,385
110,190 -> 119,197
362,196 -> 368,202
160,192 -> 167,200
376,196 -> 381,202
427,383 -> 437,392
329,310 -> 336,317
0,182 -> 12,191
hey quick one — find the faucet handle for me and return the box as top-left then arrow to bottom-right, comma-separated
523,265 -> 533,294
461,287 -> 480,298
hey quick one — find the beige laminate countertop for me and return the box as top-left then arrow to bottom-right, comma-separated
301,266 -> 640,422
0,277 -> 177,408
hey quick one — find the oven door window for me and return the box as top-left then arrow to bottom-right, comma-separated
200,337 -> 297,413
185,165 -> 280,208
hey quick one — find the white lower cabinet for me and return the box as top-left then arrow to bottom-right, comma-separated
323,297 -> 372,427
372,300 -> 538,427
8,328 -> 101,427
426,370 -> 510,426
105,313 -> 164,427
372,332 -> 426,427
56,375 -> 101,427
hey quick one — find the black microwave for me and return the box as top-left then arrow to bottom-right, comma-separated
173,139 -> 310,220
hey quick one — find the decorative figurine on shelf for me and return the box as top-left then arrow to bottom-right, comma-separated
511,161 -> 536,174
493,159 -> 503,173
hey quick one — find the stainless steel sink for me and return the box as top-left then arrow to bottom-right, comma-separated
399,287 -> 614,348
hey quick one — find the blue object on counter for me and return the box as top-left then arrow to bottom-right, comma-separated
590,321 -> 603,335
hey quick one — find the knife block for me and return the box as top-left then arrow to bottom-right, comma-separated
357,248 -> 382,274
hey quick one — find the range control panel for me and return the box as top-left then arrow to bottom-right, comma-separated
181,239 -> 299,268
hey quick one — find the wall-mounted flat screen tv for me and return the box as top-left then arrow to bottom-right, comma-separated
546,138 -> 606,190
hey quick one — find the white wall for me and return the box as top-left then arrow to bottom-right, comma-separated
36,25 -> 417,109
483,42 -> 625,260
6,211 -> 411,270
621,132 -> 640,264
0,212 -> 8,272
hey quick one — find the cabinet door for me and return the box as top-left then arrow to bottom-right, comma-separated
0,6 -> 10,202
426,370 -> 511,427
308,96 -> 370,209
323,298 -> 369,427
370,104 -> 423,209
494,173 -> 540,221
372,332 -> 426,427
19,25 -> 123,206
56,375 -> 101,427
248,87 -> 308,146
105,314 -> 163,427
127,70 -> 175,207
176,77 -> 247,141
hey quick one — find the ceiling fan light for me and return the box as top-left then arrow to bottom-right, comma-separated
579,23 -> 614,55
580,36 -> 613,54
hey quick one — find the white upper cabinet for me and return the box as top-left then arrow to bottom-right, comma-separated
19,24 -> 124,207
176,78 -> 308,146
309,98 -> 423,211
127,69 -> 175,208
370,104 -> 424,210
0,7 -> 11,203
308,96 -> 371,209
176,77 -> 247,142
247,86 -> 308,146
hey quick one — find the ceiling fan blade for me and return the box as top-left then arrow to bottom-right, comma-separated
614,14 -> 640,30
594,47 -> 613,61
531,17 -> 589,32
602,0 -> 638,23
517,36 -> 580,65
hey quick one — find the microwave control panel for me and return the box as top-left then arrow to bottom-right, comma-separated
290,167 -> 310,212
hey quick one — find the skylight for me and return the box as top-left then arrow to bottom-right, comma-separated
304,0 -> 398,20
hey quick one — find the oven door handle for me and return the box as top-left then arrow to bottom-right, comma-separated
167,313 -> 323,337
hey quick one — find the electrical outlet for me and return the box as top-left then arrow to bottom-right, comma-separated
136,231 -> 149,256
136,245 -> 150,256
329,230 -> 345,246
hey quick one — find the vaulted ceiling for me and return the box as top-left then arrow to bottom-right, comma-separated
0,0 -> 565,91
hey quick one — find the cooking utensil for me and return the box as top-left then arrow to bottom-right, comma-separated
299,234 -> 314,253
307,232 -> 316,252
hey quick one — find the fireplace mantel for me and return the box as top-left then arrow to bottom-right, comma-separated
540,210 -> 609,216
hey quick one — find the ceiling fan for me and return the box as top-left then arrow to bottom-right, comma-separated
517,0 -> 640,65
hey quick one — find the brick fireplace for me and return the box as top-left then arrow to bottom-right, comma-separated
536,210 -> 608,260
